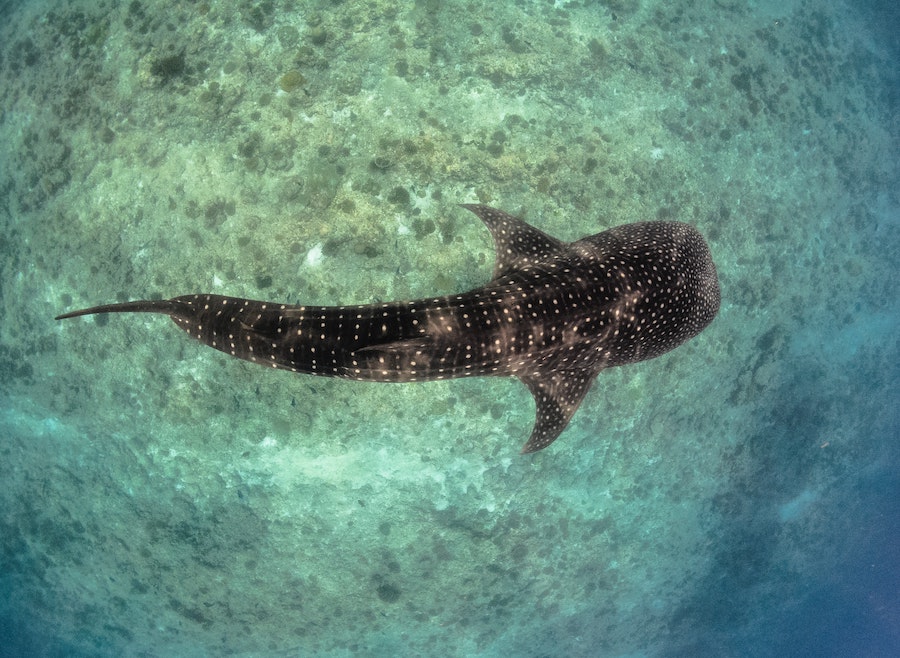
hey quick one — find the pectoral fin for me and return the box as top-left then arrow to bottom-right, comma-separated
518,367 -> 601,453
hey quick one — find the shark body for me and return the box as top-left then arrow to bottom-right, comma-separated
56,204 -> 720,452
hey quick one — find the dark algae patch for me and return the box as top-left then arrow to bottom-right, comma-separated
376,582 -> 401,603
151,51 -> 186,81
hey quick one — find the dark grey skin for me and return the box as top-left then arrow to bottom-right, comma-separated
56,204 -> 720,453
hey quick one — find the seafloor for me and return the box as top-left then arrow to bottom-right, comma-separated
0,0 -> 897,656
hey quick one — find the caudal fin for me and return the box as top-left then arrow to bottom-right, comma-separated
55,299 -> 185,320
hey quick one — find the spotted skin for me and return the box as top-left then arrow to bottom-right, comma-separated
55,205 -> 720,453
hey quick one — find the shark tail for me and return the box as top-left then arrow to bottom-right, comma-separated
55,299 -> 189,321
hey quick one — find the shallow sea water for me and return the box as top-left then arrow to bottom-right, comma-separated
0,0 -> 897,656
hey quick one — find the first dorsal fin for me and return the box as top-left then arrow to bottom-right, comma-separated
461,204 -> 566,279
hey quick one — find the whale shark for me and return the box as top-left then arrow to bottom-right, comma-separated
56,204 -> 720,452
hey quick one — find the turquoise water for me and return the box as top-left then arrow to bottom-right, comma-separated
1,0 -> 897,656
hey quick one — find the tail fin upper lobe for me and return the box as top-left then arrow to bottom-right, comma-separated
55,299 -> 188,320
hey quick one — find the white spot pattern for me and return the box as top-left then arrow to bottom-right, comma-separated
73,205 -> 720,453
